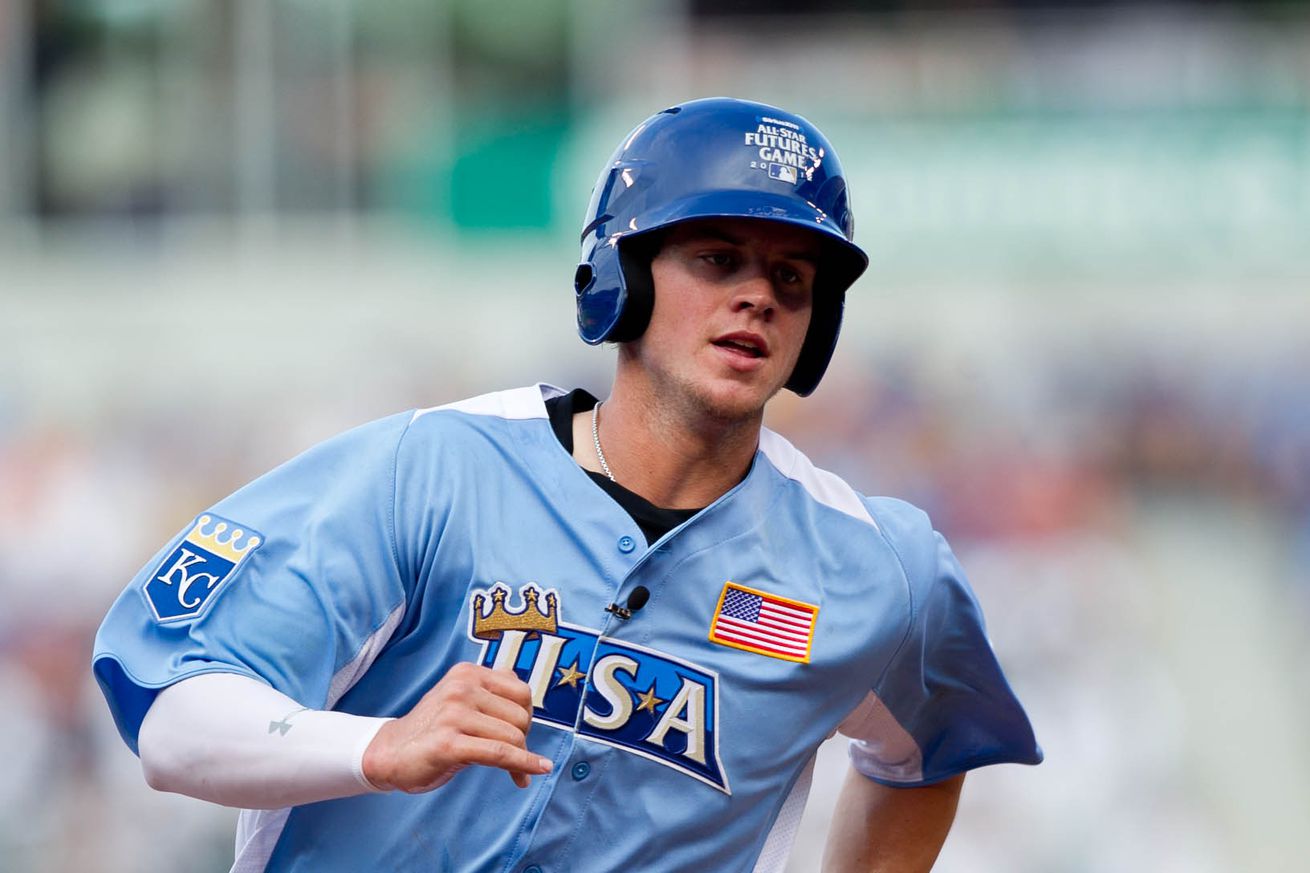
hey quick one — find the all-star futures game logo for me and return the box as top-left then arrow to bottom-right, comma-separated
743,115 -> 824,185
468,584 -> 729,793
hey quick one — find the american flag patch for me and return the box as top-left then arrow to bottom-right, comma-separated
709,582 -> 818,664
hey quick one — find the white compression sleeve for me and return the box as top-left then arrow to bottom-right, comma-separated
137,671 -> 392,809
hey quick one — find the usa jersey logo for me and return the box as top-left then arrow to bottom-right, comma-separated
143,514 -> 261,623
468,584 -> 729,793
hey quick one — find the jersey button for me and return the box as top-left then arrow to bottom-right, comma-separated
524,866 -> 543,873
617,535 -> 636,553
571,761 -> 591,781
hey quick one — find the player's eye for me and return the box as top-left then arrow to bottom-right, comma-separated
776,260 -> 817,288
776,265 -> 801,285
699,250 -> 736,268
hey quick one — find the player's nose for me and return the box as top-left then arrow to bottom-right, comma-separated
728,263 -> 778,319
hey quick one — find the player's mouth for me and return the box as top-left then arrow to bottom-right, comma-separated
711,331 -> 769,360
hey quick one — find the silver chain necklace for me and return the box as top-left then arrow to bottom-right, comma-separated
591,401 -> 615,482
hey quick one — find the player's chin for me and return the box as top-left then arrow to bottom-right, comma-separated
696,373 -> 786,421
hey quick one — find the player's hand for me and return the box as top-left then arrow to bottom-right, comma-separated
361,662 -> 553,793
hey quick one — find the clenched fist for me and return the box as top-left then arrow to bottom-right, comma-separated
362,662 -> 553,792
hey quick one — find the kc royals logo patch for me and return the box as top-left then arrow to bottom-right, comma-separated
144,514 -> 262,623
468,584 -> 729,793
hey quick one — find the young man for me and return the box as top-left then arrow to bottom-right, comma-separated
93,98 -> 1040,872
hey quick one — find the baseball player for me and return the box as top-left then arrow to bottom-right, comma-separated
93,97 -> 1040,872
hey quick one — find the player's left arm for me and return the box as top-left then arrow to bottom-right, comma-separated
821,766 -> 964,873
824,501 -> 1040,871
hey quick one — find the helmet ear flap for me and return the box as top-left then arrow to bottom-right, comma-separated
786,287 -> 844,397
603,233 -> 659,343
574,263 -> 595,296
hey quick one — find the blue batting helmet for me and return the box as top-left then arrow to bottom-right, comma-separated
574,97 -> 868,396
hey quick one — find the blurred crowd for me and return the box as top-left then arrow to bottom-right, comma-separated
797,341 -> 1310,565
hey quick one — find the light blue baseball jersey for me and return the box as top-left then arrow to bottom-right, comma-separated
93,384 -> 1041,873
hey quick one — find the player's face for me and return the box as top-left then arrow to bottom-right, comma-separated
631,218 -> 819,421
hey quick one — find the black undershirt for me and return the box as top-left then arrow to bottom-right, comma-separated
545,389 -> 701,546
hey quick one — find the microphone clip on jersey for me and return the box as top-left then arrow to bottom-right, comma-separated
604,585 -> 650,621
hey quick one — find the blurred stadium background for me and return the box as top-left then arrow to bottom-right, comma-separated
2,1 -> 1309,870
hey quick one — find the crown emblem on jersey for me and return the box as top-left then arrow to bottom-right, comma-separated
186,515 -> 261,562
471,584 -> 558,640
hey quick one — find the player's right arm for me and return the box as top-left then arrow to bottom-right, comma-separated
138,664 -> 551,809
96,410 -> 551,810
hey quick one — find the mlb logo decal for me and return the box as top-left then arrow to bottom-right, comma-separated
709,582 -> 818,664
143,514 -> 262,623
767,163 -> 797,184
